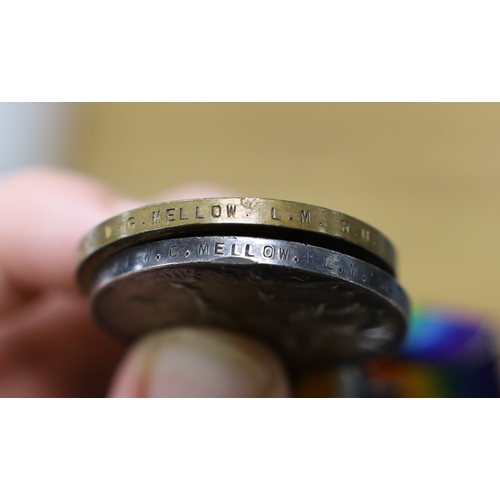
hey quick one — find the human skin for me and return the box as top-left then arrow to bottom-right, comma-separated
0,167 -> 290,397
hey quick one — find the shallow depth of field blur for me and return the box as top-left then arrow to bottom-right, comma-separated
1,103 -> 499,327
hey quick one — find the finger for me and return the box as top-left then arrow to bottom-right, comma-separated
0,291 -> 125,397
108,327 -> 291,398
0,166 -> 141,300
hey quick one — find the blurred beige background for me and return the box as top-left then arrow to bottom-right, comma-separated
71,103 -> 500,324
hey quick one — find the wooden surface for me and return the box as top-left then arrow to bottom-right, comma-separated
73,103 -> 500,324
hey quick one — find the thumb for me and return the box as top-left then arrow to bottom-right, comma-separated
108,327 -> 291,398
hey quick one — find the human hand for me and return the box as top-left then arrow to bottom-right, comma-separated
0,167 -> 290,397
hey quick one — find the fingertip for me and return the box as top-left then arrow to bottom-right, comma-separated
108,327 -> 290,398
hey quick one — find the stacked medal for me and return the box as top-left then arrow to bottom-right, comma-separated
77,198 -> 410,368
